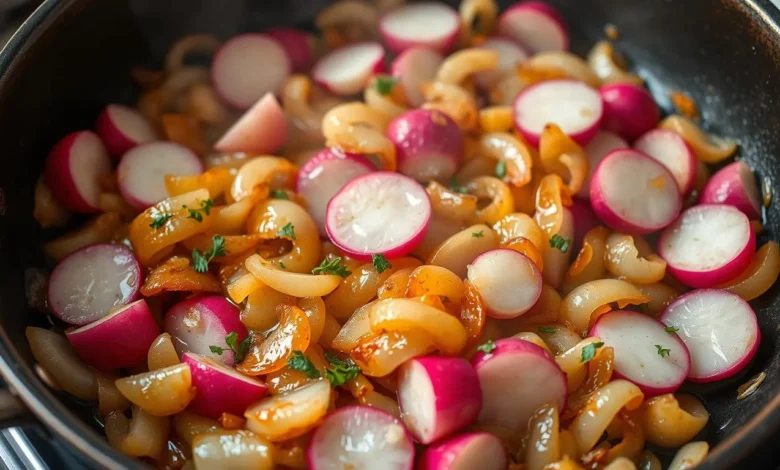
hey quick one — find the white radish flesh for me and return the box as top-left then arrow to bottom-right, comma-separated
497,1 -> 569,54
634,129 -> 697,195
214,93 -> 288,155
473,37 -> 529,89
313,42 -> 385,96
467,249 -> 542,319
699,161 -> 762,219
379,2 -> 460,54
421,432 -> 507,470
387,109 -> 463,182
95,104 -> 158,157
391,46 -> 444,107
577,131 -> 629,198
246,380 -> 331,442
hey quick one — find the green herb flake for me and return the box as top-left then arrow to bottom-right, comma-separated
312,257 -> 352,278
495,160 -> 507,179
476,340 -> 497,354
270,189 -> 289,200
375,76 -> 398,95
537,326 -> 557,333
184,199 -> 215,222
655,344 -> 671,358
664,326 -> 679,334
210,331 -> 251,364
580,342 -> 605,363
372,254 -> 392,273
549,234 -> 572,253
276,222 -> 296,240
192,235 -> 226,273
279,261 -> 287,270
287,351 -> 322,379
448,178 -> 469,194
472,230 -> 484,238
324,352 -> 361,386
149,213 -> 172,229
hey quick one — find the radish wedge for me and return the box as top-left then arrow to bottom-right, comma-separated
326,171 -> 431,260
391,46 -> 444,107
472,338 -> 566,430
421,432 -> 507,470
211,34 -> 290,109
599,83 -> 661,142
49,244 -> 141,326
497,1 -> 569,54
578,131 -> 629,199
513,79 -> 602,147
397,356 -> 481,444
265,27 -> 314,72
379,2 -> 460,54
214,93 -> 287,155
634,129 -> 697,195
699,161 -> 762,219
467,249 -> 542,319
590,310 -> 690,396
474,37 -> 530,89
95,104 -> 158,157
590,149 -> 682,234
387,109 -> 463,182
308,405 -> 414,470
117,141 -> 203,210
313,42 -> 385,96
658,204 -> 755,288
660,289 -> 760,383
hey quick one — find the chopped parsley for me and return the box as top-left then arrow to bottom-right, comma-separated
276,222 -> 296,240
184,199 -> 214,222
279,261 -> 287,270
192,235 -> 226,273
375,76 -> 397,95
476,340 -> 497,354
372,254 -> 391,273
472,230 -> 484,238
270,189 -> 289,200
655,345 -> 671,358
209,331 -> 251,364
324,352 -> 360,386
448,178 -> 469,194
149,213 -> 172,229
288,351 -> 322,378
312,257 -> 352,278
580,342 -> 605,363
537,326 -> 557,333
549,234 -> 572,253
664,326 -> 679,334
495,160 -> 507,179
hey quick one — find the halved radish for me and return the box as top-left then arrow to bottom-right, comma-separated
421,432 -> 507,470
397,356 -> 481,444
699,161 -> 762,219
308,405 -> 414,470
660,289 -> 760,383
473,37 -> 530,89
513,79 -> 602,147
497,1 -> 569,54
391,46 -> 444,107
43,130 -> 112,213
247,380 -> 332,442
387,109 -> 463,182
379,2 -> 460,54
66,299 -> 159,371
472,338 -> 566,430
589,310 -> 690,396
467,249 -> 542,319
313,42 -> 385,96
48,244 -> 141,326
326,171 -> 431,260
265,27 -> 314,72
658,204 -> 755,288
164,296 -> 248,367
182,352 -> 267,419
577,131 -> 629,199
117,141 -> 203,210
95,104 -> 158,157
590,149 -> 682,234
214,93 -> 288,155
599,83 -> 660,142
211,34 -> 291,109
634,129 -> 697,195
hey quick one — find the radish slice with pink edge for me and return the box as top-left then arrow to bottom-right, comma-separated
599,83 -> 661,142
589,310 -> 690,396
48,244 -> 141,326
94,104 -> 158,158
634,129 -> 697,195
471,338 -> 566,430
699,161 -> 762,219
117,141 -> 203,210
66,299 -> 158,371
467,249 -> 542,319
658,204 -> 755,288
577,130 -> 629,199
313,42 -> 386,96
164,296 -> 248,367
379,2 -> 460,54
391,46 -> 444,107
660,289 -> 760,383
513,79 -> 603,147
308,405 -> 414,470
497,1 -> 569,54
214,93 -> 288,155
326,171 -> 431,261
473,37 -> 530,89
211,34 -> 291,109
43,130 -> 112,213
420,432 -> 507,470
296,148 -> 376,236
265,27 -> 315,72
182,352 -> 267,420
589,149 -> 682,234
397,356 -> 481,444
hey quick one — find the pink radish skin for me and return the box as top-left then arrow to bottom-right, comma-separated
570,199 -> 599,254
43,130 -> 112,213
66,299 -> 158,371
467,249 -> 542,319
308,406 -> 414,470
48,244 -> 141,326
391,47 -> 444,107
658,204 -> 755,288
497,1 -> 569,54
296,149 -> 376,236
661,289 -> 760,383
590,149 -> 682,234
577,131 -> 629,199
183,353 -> 267,419
387,109 -> 464,182
634,129 -> 697,195
421,432 -> 507,470
94,104 -> 158,158
589,310 -> 690,396
214,93 -> 288,155
513,79 -> 603,147
265,27 -> 314,72
474,37 -> 529,89
211,34 -> 291,109
472,338 -> 567,430
379,2 -> 460,54
313,42 -> 386,96
117,141 -> 203,210
599,83 -> 660,142
164,296 -> 248,367
699,161 -> 762,219
326,171 -> 432,261
397,356 -> 482,444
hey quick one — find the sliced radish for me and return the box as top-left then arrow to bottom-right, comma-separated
571,199 -> 599,253
94,104 -> 158,157
211,34 -> 291,109
658,204 -> 755,288
379,2 -> 460,54
66,299 -> 158,371
467,249 -> 542,319
182,352 -> 267,419
634,129 -> 696,195
164,296 -> 248,367
590,149 -> 682,234
214,93 -> 288,155
117,141 -> 203,210
513,79 -> 602,147
599,83 -> 660,142
421,432 -> 507,470
660,289 -> 760,383
43,130 -> 112,213
265,27 -> 314,72
48,244 -> 141,326
577,131 -> 629,199
497,1 -> 569,54
387,109 -> 463,182
308,406 -> 414,470
326,171 -> 431,260
397,356 -> 481,444
247,379 -> 332,442
391,46 -> 444,107
313,42 -> 386,96
699,161 -> 762,219
473,37 -> 530,89
589,310 -> 690,396
471,338 -> 566,430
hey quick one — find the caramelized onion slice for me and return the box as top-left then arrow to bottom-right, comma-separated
245,379 -> 331,442
238,305 -> 311,376
26,327 -> 97,401
105,406 -> 169,459
115,363 -> 195,416
560,279 -> 650,335
192,430 -> 274,469
719,241 -> 780,301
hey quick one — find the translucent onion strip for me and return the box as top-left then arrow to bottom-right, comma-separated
669,441 -> 709,470
718,241 -> 780,301
105,406 -> 169,459
560,279 -> 651,335
525,403 -> 561,470
605,233 -> 667,284
659,115 -> 737,163
637,393 -> 709,448
571,380 -> 644,454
